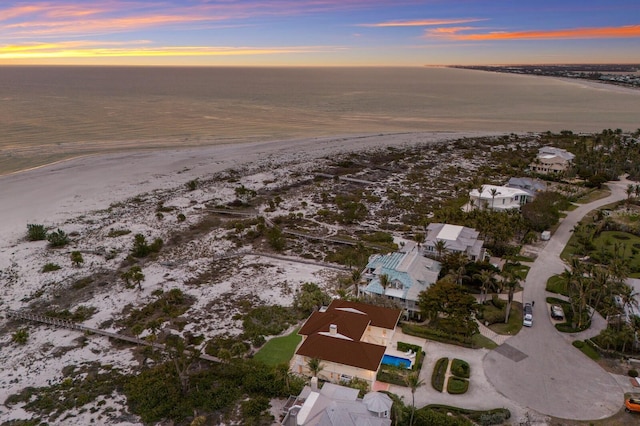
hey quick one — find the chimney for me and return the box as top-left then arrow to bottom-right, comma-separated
329,324 -> 337,335
311,376 -> 318,392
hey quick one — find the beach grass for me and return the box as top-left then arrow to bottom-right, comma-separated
253,327 -> 302,366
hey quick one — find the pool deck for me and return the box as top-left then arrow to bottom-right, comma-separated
383,327 -> 428,369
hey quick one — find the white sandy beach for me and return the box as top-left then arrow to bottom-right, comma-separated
0,131 -> 499,424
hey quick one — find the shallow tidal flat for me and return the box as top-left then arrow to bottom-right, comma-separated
1,66 -> 639,175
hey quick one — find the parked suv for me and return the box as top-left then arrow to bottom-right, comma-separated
550,304 -> 564,320
523,303 -> 533,327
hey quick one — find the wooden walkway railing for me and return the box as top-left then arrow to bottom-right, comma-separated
5,310 -> 221,363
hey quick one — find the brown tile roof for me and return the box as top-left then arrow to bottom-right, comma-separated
296,334 -> 386,371
328,300 -> 401,330
298,308 -> 370,340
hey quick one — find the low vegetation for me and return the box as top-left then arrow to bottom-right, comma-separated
431,357 -> 449,392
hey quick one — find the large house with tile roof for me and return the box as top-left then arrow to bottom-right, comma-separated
360,245 -> 440,318
529,146 -> 575,174
292,300 -> 402,387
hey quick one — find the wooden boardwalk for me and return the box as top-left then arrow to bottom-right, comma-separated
5,310 -> 221,363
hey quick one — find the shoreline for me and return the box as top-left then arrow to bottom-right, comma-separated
0,131 -> 493,247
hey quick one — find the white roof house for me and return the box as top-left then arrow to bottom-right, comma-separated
530,146 -> 575,174
361,245 -> 441,317
423,223 -> 486,261
469,184 -> 531,211
282,382 -> 392,426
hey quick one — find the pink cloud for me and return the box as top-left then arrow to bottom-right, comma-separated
425,24 -> 640,40
359,18 -> 486,27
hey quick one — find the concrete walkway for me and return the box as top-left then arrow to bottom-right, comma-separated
483,177 -> 633,421
387,331 -> 532,422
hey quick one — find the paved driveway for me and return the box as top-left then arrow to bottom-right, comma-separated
483,178 -> 633,420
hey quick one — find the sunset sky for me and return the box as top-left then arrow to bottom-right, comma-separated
1,0 -> 639,66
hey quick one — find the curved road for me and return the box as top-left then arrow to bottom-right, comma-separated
484,178 -> 632,420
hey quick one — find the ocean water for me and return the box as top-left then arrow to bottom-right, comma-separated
1,66 -> 639,175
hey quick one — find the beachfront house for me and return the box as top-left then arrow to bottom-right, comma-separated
468,184 -> 531,211
360,245 -> 440,318
292,300 -> 402,388
281,380 -> 392,425
529,146 -> 575,174
423,223 -> 486,261
507,177 -> 547,194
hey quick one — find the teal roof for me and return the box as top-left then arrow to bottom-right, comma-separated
364,251 -> 440,302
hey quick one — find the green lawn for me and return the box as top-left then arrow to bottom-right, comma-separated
471,333 -> 498,349
572,340 -> 600,360
546,275 -> 568,296
503,263 -> 530,280
488,302 -> 523,335
253,328 -> 301,366
574,188 -> 611,204
591,231 -> 640,270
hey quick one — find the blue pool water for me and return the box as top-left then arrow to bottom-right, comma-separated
381,354 -> 411,369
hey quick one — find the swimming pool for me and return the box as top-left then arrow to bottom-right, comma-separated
381,354 -> 412,369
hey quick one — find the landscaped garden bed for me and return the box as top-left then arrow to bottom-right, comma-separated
431,357 -> 449,392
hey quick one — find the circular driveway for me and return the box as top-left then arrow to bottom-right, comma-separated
483,179 -> 632,420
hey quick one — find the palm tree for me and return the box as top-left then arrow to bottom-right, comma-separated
413,232 -> 425,248
129,265 -> 145,291
379,274 -> 390,296
406,372 -> 424,426
351,269 -> 362,298
434,240 -> 447,260
489,187 -> 501,210
475,269 -> 496,303
627,184 -> 635,203
307,357 -> 324,378
502,269 -> 520,323
619,283 -> 640,316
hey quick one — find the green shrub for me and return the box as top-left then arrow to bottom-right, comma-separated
27,224 -> 47,241
47,229 -> 69,247
12,328 -> 29,345
402,324 -> 473,347
397,341 -> 422,354
431,357 -> 448,392
376,367 -> 407,386
451,359 -> 470,378
107,229 -> 131,237
573,340 -> 584,348
42,263 -> 61,272
491,294 -> 505,309
177,213 -> 186,222
447,377 -> 469,394
629,369 -> 639,378
186,179 -> 198,191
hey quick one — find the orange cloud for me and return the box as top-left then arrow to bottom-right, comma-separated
425,24 -> 640,40
359,18 -> 486,27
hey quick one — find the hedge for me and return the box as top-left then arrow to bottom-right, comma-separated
431,357 -> 449,392
397,341 -> 422,354
447,377 -> 469,394
376,367 -> 408,387
402,324 -> 473,348
451,359 -> 470,379
427,404 -> 511,423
